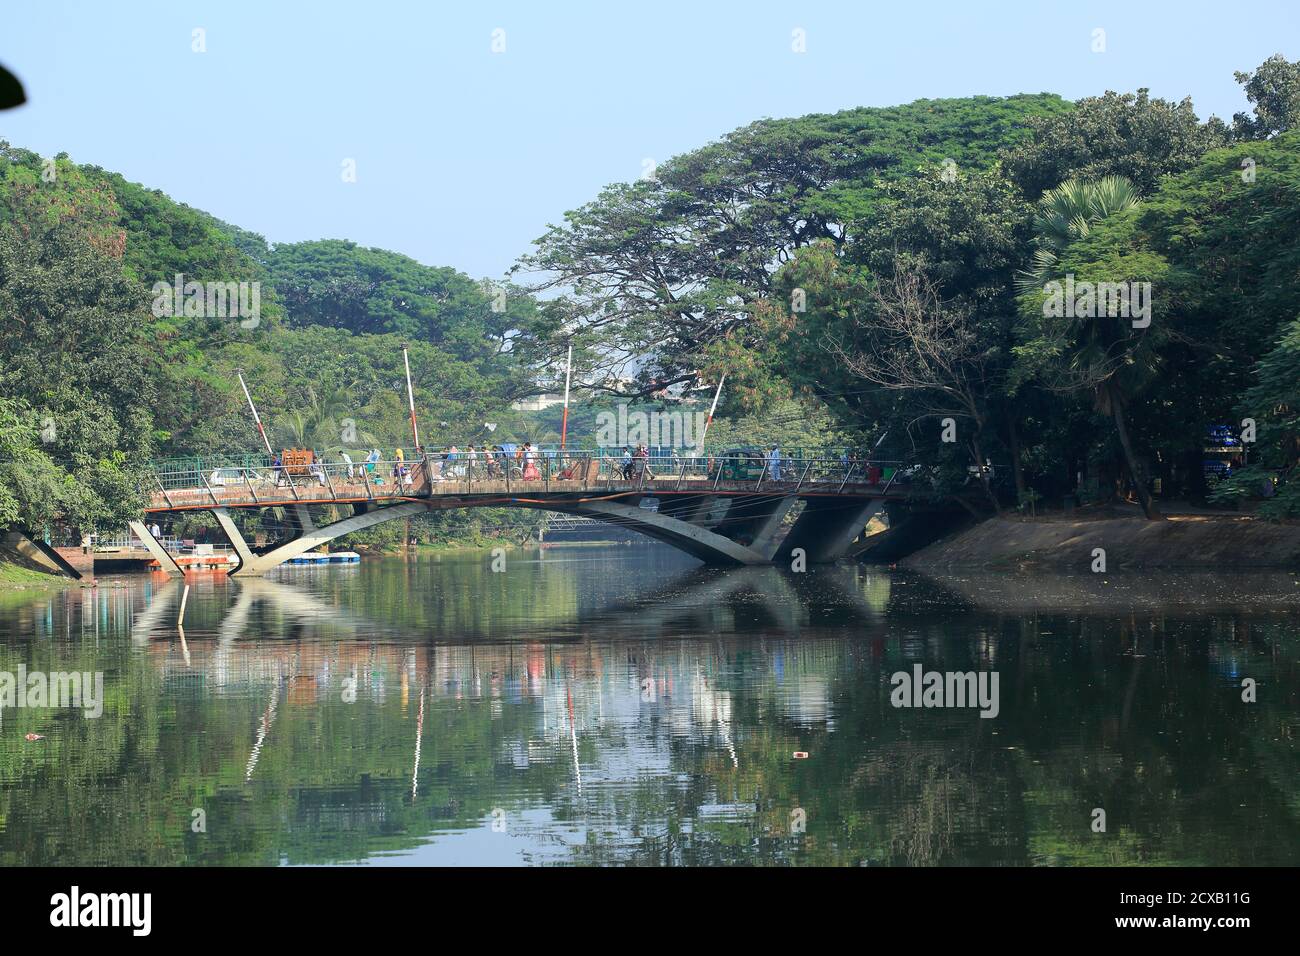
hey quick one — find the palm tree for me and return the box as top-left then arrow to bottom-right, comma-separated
1017,176 -> 1139,295
281,386 -> 377,454
1017,176 -> 1164,519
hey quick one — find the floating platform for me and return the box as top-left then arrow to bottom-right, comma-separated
147,554 -> 234,572
285,551 -> 361,566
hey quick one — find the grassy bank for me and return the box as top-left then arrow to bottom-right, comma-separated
350,535 -> 537,557
410,539 -> 533,555
0,558 -> 73,593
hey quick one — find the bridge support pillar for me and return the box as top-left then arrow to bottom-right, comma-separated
775,499 -> 880,565
732,496 -> 796,560
1,530 -> 89,579
290,505 -> 316,533
568,499 -> 770,565
229,501 -> 428,576
127,520 -> 183,576
211,508 -> 257,573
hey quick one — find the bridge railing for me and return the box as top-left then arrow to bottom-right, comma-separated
145,452 -> 917,503
93,533 -> 240,556
94,532 -> 184,552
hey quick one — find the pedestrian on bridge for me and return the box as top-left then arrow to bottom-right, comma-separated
633,444 -> 652,480
768,445 -> 783,482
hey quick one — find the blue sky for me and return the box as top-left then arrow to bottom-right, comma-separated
2,1 -> 1295,280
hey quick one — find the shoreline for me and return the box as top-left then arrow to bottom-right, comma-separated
905,566 -> 1300,612
0,559 -> 78,593
902,513 -> 1300,572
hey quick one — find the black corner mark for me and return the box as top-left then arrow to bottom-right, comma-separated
0,64 -> 26,110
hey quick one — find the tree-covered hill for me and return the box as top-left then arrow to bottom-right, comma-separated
262,239 -> 534,363
0,142 -> 539,540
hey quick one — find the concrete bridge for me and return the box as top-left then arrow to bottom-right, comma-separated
129,450 -> 921,576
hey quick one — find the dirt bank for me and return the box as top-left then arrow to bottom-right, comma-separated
904,514 -> 1300,571
907,568 -> 1300,612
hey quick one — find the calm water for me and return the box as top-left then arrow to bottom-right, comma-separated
0,544 -> 1296,866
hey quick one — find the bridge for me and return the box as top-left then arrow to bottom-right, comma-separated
120,449 -> 921,576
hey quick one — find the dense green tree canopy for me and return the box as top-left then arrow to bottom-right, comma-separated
0,143 -> 544,542
691,58 -> 1297,515
1233,53 -> 1300,138
729,164 -> 1033,502
515,94 -> 1070,397
0,149 -> 153,535
264,239 -> 530,365
1001,89 -> 1230,198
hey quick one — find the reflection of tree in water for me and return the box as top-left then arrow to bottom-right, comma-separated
0,563 -> 1296,866
845,746 -> 1001,867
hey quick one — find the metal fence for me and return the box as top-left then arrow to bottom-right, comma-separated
145,450 -> 915,502
93,532 -> 236,555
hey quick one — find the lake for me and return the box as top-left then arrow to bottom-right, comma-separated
0,544 -> 1295,866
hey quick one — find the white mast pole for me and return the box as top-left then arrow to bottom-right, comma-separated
560,343 -> 573,451
401,344 -> 421,451
699,373 -> 726,450
236,368 -> 274,458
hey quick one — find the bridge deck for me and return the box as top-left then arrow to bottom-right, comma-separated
146,474 -> 904,513
133,453 -> 922,571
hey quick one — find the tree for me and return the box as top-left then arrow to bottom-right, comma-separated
0,398 -> 64,531
264,239 -> 527,372
1013,209 -> 1169,518
1233,54 -> 1300,139
1209,316 -> 1300,517
515,95 -> 1069,398
0,152 -> 153,536
825,263 -> 1003,510
280,385 -> 378,453
1002,90 -> 1228,198
81,164 -> 267,291
1016,176 -> 1139,294
0,142 -> 546,552
730,164 -> 1033,505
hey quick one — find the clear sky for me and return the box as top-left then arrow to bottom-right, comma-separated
2,1 -> 1295,281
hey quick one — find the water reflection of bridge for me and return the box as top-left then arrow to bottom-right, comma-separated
135,565 -> 886,658
128,567 -> 888,731
119,570 -> 881,801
